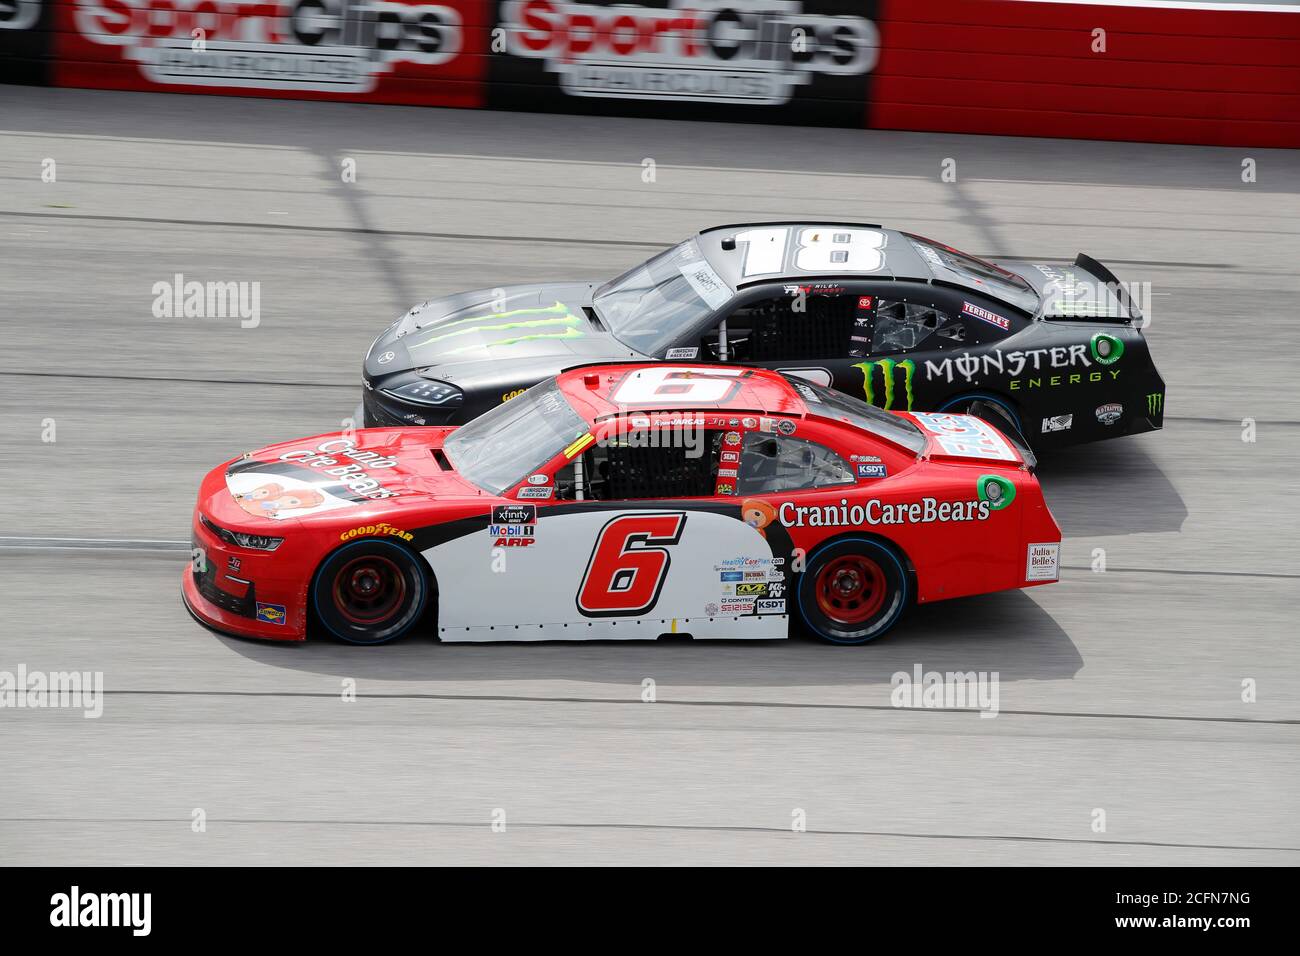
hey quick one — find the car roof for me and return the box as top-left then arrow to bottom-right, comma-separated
556,363 -> 807,423
695,221 -> 934,289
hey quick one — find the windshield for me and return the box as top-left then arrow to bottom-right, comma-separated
593,239 -> 731,355
443,379 -> 588,494
784,376 -> 927,454
905,233 -> 1039,314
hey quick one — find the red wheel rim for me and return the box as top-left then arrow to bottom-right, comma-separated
814,555 -> 887,625
332,555 -> 406,625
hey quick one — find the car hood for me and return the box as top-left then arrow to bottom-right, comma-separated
366,282 -> 646,381
208,427 -> 485,527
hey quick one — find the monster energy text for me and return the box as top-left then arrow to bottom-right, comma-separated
924,342 -> 1125,391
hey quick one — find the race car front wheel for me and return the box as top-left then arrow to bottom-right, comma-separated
796,538 -> 908,644
312,540 -> 431,645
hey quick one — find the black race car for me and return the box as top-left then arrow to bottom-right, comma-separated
360,223 -> 1164,449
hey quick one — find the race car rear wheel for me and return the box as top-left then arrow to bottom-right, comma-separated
797,538 -> 908,644
312,540 -> 430,645
938,393 -> 1024,444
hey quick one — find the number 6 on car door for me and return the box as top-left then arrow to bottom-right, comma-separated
577,513 -> 686,617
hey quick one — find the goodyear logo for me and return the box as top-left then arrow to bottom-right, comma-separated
340,523 -> 413,543
255,602 -> 287,625
851,358 -> 915,410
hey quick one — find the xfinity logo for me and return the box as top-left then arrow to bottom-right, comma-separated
501,0 -> 878,104
50,886 -> 151,936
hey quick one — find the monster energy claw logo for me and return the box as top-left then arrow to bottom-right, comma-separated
407,302 -> 585,357
1147,392 -> 1163,415
852,358 -> 915,410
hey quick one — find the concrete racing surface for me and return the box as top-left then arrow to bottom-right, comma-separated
1,87 -> 1297,865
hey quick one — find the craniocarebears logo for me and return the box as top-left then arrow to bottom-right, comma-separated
69,0 -> 464,92
499,0 -> 878,105
226,437 -> 402,520
777,496 -> 992,528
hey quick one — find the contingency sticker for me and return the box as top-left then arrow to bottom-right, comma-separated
911,412 -> 1017,461
1026,543 -> 1060,581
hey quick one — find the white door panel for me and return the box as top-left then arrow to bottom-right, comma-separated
422,507 -> 788,641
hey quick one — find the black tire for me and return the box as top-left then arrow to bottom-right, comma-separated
940,393 -> 1025,445
311,540 -> 431,645
796,538 -> 909,645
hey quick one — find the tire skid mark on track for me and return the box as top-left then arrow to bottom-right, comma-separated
1,817 -> 1296,852
63,689 -> 1300,725
0,371 -> 354,388
4,539 -> 1297,582
0,212 -> 1291,265
2,372 -> 1298,427
1058,565 -> 1300,580
0,211 -> 668,247
4,170 -> 1292,242
0,536 -> 190,551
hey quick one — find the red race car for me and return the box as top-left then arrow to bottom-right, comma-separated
183,363 -> 1061,646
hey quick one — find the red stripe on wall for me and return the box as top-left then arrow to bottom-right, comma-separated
870,0 -> 1300,146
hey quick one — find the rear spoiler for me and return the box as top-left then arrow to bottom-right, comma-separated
908,409 -> 1036,473
1039,254 -> 1144,326
1003,427 -> 1037,474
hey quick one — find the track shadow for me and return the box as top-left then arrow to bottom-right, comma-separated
215,588 -> 1082,690
1034,435 -> 1185,537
